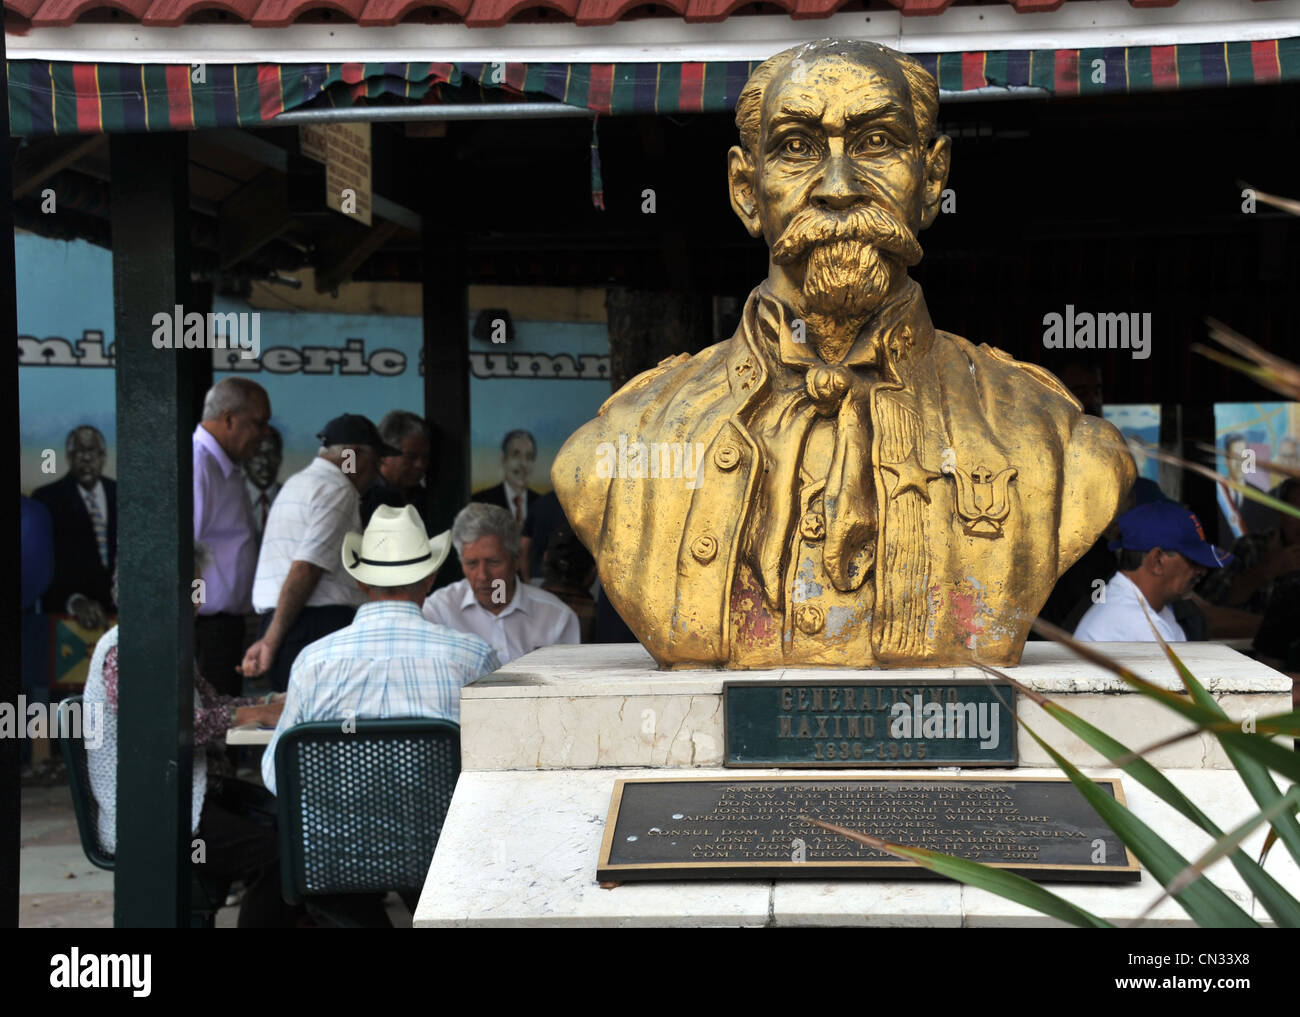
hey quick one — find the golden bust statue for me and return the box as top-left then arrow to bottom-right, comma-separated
553,39 -> 1135,669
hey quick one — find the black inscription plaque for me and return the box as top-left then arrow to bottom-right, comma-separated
597,777 -> 1139,883
725,680 -> 1017,767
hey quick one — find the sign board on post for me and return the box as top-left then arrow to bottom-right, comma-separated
324,123 -> 372,226
299,124 -> 329,164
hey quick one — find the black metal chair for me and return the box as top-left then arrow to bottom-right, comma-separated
273,718 -> 461,926
56,694 -> 231,927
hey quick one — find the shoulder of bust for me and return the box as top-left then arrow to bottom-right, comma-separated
932,331 -> 1083,410
597,340 -> 733,418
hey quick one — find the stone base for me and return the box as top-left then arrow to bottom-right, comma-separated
462,642 -> 1291,771
417,643 -> 1296,927
414,766 -> 1299,927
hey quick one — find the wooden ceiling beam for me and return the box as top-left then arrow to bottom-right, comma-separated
12,135 -> 107,199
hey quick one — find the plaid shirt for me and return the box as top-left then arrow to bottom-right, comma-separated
261,600 -> 500,793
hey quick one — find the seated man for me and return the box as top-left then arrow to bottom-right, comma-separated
1074,502 -> 1230,642
262,505 -> 499,793
260,505 -> 500,927
422,503 -> 580,666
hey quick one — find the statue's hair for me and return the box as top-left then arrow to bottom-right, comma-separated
735,39 -> 939,156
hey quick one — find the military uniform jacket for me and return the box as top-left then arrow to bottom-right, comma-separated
553,281 -> 1134,669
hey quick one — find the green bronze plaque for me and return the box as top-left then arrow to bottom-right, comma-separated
598,776 -> 1139,883
724,680 -> 1017,767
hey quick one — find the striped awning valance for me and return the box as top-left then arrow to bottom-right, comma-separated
8,38 -> 1299,136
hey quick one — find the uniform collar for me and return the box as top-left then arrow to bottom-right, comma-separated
755,277 -> 933,369
728,277 -> 935,408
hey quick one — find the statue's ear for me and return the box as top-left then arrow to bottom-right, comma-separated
728,146 -> 763,238
919,134 -> 951,230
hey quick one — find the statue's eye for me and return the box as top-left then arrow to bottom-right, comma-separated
780,136 -> 813,158
860,132 -> 891,153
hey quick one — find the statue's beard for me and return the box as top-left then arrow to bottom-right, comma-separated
802,240 -> 894,318
771,206 -> 923,322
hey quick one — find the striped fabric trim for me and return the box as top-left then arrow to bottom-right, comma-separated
8,39 -> 1299,136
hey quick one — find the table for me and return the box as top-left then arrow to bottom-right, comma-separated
226,724 -> 274,746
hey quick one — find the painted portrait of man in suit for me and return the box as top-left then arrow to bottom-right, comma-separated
32,424 -> 117,628
473,429 -> 540,527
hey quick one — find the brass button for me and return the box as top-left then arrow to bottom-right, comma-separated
713,443 -> 742,471
691,535 -> 718,565
799,512 -> 825,541
794,604 -> 824,635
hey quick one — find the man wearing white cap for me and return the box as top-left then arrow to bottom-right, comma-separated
261,505 -> 500,795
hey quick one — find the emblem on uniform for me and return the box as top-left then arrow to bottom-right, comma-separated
946,463 -> 1018,537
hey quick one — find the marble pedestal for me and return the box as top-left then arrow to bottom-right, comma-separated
414,642 -> 1297,927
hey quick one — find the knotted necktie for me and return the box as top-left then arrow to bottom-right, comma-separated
81,487 -> 109,569
807,364 -> 877,591
741,284 -> 923,614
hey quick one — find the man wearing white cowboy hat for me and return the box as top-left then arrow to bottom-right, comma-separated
261,504 -> 500,796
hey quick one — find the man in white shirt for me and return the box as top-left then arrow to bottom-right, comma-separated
240,414 -> 398,691
1075,501 -> 1231,643
423,502 -> 580,665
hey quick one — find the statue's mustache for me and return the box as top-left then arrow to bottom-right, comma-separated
770,205 -> 923,268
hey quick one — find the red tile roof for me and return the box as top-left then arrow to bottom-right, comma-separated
2,0 -> 1282,28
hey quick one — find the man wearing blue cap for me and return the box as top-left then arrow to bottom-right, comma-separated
1074,502 -> 1231,643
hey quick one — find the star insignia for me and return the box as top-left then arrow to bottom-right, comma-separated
881,449 -> 942,503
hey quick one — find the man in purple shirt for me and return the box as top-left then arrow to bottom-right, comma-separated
194,377 -> 272,695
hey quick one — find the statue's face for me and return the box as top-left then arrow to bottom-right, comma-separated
731,51 -> 948,322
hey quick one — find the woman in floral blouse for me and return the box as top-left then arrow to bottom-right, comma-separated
85,543 -> 298,927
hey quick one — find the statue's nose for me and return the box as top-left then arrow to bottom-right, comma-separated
811,149 -> 867,211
